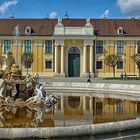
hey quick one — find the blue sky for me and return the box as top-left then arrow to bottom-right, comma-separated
0,0 -> 140,19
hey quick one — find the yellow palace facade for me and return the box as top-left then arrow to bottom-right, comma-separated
0,18 -> 140,77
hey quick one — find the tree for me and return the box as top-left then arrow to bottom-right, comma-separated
21,52 -> 34,75
105,54 -> 121,77
131,54 -> 140,78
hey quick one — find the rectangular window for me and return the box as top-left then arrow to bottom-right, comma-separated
96,61 -> 102,69
45,60 -> 52,69
117,61 -> 123,69
117,41 -> 124,54
24,40 -> 31,53
96,41 -> 103,54
4,40 -> 11,53
138,41 -> 140,53
45,40 -> 52,54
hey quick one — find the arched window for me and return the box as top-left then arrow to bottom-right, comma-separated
25,26 -> 31,35
68,47 -> 80,54
117,27 -> 123,35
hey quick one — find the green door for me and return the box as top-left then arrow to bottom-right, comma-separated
68,53 -> 80,77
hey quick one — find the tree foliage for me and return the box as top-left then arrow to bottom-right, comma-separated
105,54 -> 121,77
21,52 -> 34,74
131,54 -> 140,77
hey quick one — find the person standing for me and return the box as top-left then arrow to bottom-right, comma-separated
120,73 -> 123,80
86,70 -> 91,83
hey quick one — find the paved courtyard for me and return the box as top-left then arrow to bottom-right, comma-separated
39,77 -> 140,85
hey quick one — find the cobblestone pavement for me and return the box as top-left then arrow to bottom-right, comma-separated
39,77 -> 140,85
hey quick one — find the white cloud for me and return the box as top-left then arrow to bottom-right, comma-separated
49,11 -> 57,19
117,0 -> 140,13
101,9 -> 109,18
0,0 -> 18,14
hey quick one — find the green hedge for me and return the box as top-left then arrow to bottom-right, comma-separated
103,77 -> 120,80
132,136 -> 140,140
103,77 -> 140,80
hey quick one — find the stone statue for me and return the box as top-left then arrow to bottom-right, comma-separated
26,83 -> 45,104
15,25 -> 19,37
85,18 -> 93,27
8,64 -> 21,80
0,51 -> 59,108
2,51 -> 15,74
0,73 -> 6,97
56,18 -> 63,27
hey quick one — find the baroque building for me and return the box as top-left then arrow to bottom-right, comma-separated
0,18 -> 140,77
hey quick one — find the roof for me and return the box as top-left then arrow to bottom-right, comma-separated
0,18 -> 140,36
0,19 -> 57,36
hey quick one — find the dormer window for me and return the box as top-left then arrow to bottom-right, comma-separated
25,26 -> 31,35
117,27 -> 123,35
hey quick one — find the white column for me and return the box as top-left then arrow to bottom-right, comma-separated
83,45 -> 87,74
135,41 -> 138,74
61,45 -> 64,73
55,45 -> 58,73
83,96 -> 86,110
90,45 -> 93,73
89,96 -> 93,111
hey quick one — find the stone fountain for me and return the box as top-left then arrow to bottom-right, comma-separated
0,51 -> 59,108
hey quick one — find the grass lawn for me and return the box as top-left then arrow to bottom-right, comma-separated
132,137 -> 140,140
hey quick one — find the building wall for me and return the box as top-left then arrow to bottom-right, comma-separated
95,37 -> 139,77
64,39 -> 84,77
0,36 -> 140,77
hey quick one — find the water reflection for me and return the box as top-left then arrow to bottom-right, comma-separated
0,106 -> 54,128
0,95 -> 140,128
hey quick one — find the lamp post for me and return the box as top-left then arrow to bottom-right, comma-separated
14,25 -> 19,65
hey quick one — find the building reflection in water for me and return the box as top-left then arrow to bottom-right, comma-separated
0,94 -> 140,128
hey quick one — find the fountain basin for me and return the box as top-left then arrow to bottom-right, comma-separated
0,119 -> 140,139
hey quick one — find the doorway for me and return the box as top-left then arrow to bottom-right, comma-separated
68,47 -> 80,77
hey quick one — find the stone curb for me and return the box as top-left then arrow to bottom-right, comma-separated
0,119 -> 140,139
45,82 -> 140,101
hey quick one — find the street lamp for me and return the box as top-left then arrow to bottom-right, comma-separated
14,25 -> 19,65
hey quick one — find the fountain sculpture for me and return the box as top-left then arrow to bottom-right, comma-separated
0,51 -> 59,108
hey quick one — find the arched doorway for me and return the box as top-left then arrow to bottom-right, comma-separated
68,47 -> 80,77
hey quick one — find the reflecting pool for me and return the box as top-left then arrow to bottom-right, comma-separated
0,95 -> 140,128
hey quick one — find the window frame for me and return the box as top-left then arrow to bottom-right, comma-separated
117,41 -> 124,54
96,41 -> 103,54
45,40 -> 52,54
25,26 -> 31,35
117,61 -> 123,69
24,40 -> 31,53
96,61 -> 103,69
45,60 -> 52,69
117,27 -> 123,35
4,40 -> 11,54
